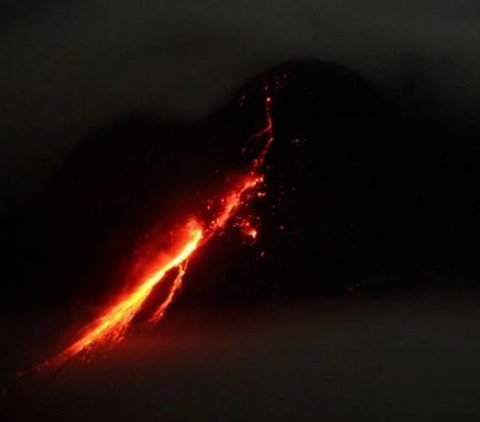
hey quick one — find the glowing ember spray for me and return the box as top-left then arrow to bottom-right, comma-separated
38,82 -> 275,370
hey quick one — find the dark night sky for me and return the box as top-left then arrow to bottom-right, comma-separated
1,0 -> 480,216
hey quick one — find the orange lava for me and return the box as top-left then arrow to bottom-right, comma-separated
39,82 -> 275,370
209,176 -> 262,234
149,262 -> 187,324
40,221 -> 203,369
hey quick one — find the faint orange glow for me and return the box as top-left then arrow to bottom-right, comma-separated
234,216 -> 259,240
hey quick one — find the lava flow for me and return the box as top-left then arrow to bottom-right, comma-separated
38,83 -> 275,371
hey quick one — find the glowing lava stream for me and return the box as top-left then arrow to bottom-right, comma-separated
39,84 -> 275,370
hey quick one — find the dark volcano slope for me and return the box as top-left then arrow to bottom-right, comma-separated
183,60 -> 480,304
2,59 -> 480,310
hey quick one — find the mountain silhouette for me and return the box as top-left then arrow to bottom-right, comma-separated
2,59 -> 480,311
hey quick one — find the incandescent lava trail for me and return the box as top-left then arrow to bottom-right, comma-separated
38,83 -> 276,370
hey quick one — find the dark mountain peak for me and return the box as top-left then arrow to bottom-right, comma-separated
212,59 -> 387,145
243,59 -> 378,110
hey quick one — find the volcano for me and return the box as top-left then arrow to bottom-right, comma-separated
2,59 -> 480,318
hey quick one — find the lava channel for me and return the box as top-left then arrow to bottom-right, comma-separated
38,83 -> 275,371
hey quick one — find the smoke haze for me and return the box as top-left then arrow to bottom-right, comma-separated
1,0 -> 480,215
